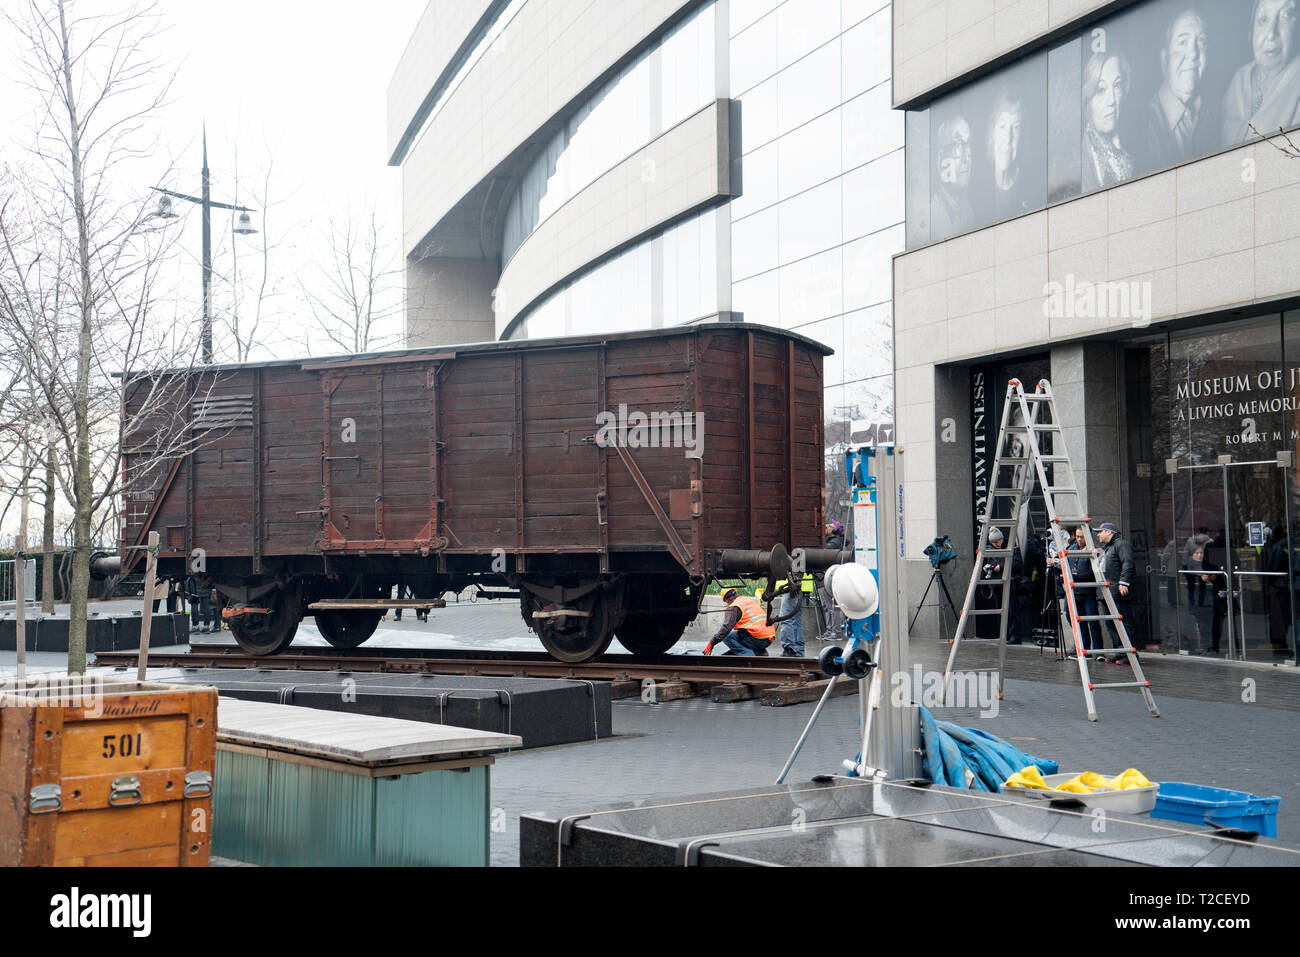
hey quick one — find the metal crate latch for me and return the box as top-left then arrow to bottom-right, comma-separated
109,776 -> 142,806
184,771 -> 213,798
29,784 -> 62,814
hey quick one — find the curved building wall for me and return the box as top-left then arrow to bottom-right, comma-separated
500,2 -> 719,264
386,0 -> 501,165
495,100 -> 732,336
505,206 -> 725,340
399,0 -> 703,258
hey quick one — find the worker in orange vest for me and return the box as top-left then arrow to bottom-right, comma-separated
704,587 -> 777,656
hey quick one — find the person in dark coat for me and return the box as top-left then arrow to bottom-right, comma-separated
1183,545 -> 1224,654
187,576 -> 216,634
1096,522 -> 1135,658
975,526 -> 1024,642
816,521 -> 847,640
1049,526 -> 1101,654
1265,525 -> 1292,655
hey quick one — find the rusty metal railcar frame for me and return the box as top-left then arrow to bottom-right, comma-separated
119,323 -> 834,662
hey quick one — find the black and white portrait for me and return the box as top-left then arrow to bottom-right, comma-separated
930,111 -> 975,240
907,0 -> 1292,246
983,57 -> 1046,222
1137,8 -> 1219,169
1222,0 -> 1300,143
1082,49 -> 1135,191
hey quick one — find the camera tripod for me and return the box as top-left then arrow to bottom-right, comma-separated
1034,566 -> 1067,660
907,564 -> 960,639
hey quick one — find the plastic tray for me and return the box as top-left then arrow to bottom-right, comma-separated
1038,772 -> 1159,814
1151,782 -> 1280,838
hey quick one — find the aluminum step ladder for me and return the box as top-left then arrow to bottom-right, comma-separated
942,378 -> 1160,722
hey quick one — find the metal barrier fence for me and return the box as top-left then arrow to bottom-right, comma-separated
0,559 -> 37,603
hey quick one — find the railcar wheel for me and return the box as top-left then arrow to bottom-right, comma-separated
615,614 -> 690,656
818,645 -> 844,678
229,593 -> 300,656
843,646 -> 873,680
534,591 -> 615,663
314,610 -> 383,649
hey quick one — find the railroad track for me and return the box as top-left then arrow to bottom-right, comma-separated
92,646 -> 857,707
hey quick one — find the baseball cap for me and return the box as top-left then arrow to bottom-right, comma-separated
1097,522 -> 1119,533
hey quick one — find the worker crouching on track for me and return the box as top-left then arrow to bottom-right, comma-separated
704,588 -> 777,656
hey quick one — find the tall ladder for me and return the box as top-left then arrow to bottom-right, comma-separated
942,379 -> 1160,722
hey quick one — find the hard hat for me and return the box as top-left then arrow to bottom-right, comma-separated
825,562 -> 878,620
722,587 -> 739,603
754,586 -> 765,601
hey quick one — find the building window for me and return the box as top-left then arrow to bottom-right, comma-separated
505,206 -> 724,340
500,1 -> 718,266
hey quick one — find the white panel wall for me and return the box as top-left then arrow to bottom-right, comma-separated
400,0 -> 698,256
494,101 -> 730,336
892,0 -> 1114,106
387,0 -> 496,163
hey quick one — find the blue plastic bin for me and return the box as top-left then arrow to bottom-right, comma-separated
1151,782 -> 1280,838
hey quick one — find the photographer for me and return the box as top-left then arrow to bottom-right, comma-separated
975,527 -> 1025,642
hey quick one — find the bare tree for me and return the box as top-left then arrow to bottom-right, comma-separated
0,0 -> 211,672
298,208 -> 404,355
209,134 -> 301,362
1250,123 -> 1300,159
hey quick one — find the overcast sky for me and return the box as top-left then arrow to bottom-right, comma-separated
1,0 -> 427,361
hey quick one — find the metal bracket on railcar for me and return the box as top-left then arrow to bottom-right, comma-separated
715,542 -> 853,626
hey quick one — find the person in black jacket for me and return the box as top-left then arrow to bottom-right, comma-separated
976,526 -> 1025,642
1183,544 -> 1226,654
816,521 -> 847,640
187,576 -> 216,634
1048,526 -> 1101,654
1095,522 -> 1135,659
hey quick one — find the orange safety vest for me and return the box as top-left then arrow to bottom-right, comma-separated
731,595 -> 776,641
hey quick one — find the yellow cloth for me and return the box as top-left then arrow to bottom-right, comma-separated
1003,766 -> 1153,792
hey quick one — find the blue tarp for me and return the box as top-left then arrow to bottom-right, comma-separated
917,705 -> 1058,792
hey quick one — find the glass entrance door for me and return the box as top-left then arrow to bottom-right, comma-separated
1169,458 -> 1296,661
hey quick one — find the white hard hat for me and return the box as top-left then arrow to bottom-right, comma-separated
825,562 -> 879,620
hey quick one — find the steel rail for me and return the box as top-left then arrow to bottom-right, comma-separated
92,647 -> 821,686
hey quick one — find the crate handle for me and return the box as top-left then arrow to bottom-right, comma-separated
184,771 -> 213,798
109,776 -> 142,806
29,784 -> 61,814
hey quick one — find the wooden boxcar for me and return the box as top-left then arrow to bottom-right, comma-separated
120,324 -> 830,662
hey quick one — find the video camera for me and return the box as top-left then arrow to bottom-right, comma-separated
923,535 -> 957,569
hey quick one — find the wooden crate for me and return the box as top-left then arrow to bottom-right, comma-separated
0,677 -> 217,866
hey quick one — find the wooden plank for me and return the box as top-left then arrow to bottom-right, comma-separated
58,716 -> 188,777
57,767 -> 188,811
760,679 -> 859,707
710,682 -> 756,703
57,842 -> 183,867
25,705 -> 64,865
0,707 -> 37,864
53,803 -> 183,863
182,688 -> 216,866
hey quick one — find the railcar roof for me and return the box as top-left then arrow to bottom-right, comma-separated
123,322 -> 834,379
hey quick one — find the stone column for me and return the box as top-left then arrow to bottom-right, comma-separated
1050,342 -> 1126,525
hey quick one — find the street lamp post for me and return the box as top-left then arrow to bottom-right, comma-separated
153,128 -> 257,364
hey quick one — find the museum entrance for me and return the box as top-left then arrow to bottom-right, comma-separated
1167,458 -> 1295,660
